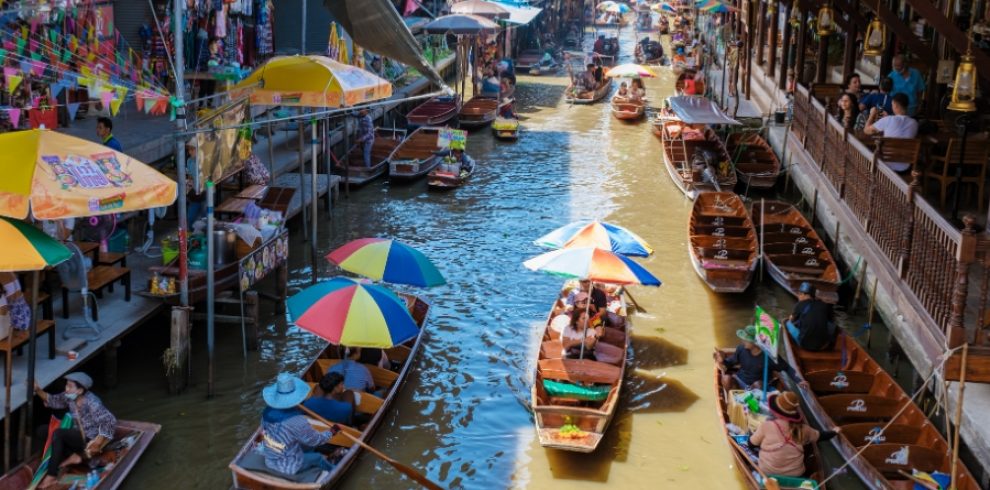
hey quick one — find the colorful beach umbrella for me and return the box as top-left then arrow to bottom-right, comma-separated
231,55 -> 392,108
605,3 -> 632,13
523,247 -> 662,286
327,238 -> 446,287
605,63 -> 659,78
535,220 -> 654,257
288,277 -> 419,348
0,217 -> 72,270
0,129 -> 177,220
653,2 -> 676,12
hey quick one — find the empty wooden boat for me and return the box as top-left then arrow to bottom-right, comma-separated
532,285 -> 629,453
427,154 -> 476,189
751,200 -> 839,303
783,333 -> 980,490
458,96 -> 503,129
229,294 -> 430,490
660,120 -> 737,199
387,126 -> 443,182
0,420 -> 160,490
611,96 -> 646,121
715,350 -> 827,489
406,95 -> 461,127
727,132 -> 781,190
565,78 -> 613,105
337,128 -> 405,187
689,192 -> 758,293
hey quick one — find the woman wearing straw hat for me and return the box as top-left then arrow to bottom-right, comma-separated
749,391 -> 838,477
259,373 -> 341,476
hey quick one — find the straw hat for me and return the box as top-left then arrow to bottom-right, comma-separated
262,373 -> 310,409
768,391 -> 802,423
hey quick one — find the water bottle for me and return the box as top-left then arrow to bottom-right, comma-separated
85,470 -> 99,489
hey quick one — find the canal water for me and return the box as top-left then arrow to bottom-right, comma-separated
89,24 -> 907,490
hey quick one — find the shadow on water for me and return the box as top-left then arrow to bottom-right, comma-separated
629,333 -> 689,370
514,81 -> 567,113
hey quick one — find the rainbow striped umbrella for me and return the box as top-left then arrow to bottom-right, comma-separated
0,217 -> 71,271
287,277 -> 419,348
535,220 -> 654,257
523,247 -> 662,286
327,238 -> 445,287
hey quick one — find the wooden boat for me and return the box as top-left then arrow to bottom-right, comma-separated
406,95 -> 461,127
230,294 -> 430,490
337,128 -> 405,187
751,200 -> 840,303
151,260 -> 240,306
727,132 -> 781,190
514,49 -> 543,72
427,155 -> 476,189
492,117 -> 520,140
388,126 -> 443,182
689,192 -> 758,293
660,121 -> 737,199
635,41 -> 664,64
675,69 -> 705,96
611,96 -> 645,121
458,96 -> 504,129
0,420 -> 160,490
532,285 -> 629,453
715,351 -> 827,489
565,78 -> 613,104
782,333 -> 981,490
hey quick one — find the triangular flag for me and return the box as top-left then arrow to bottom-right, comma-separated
7,108 -> 21,128
135,95 -> 145,111
62,48 -> 71,62
66,102 -> 80,121
3,67 -> 14,78
0,49 -> 6,62
6,74 -> 22,94
49,29 -> 57,43
29,19 -> 38,34
31,62 -> 45,77
77,77 -> 91,87
51,82 -> 65,98
100,91 -> 113,108
80,66 -> 91,77
143,98 -> 153,114
29,52 -> 41,61
115,86 -> 128,101
2,41 -> 12,51
28,38 -> 38,52
15,38 -> 24,55
31,96 -> 40,108
19,60 -> 31,76
110,98 -> 122,116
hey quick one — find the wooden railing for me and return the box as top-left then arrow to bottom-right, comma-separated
791,84 -> 979,347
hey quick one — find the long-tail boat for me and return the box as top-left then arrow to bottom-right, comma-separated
751,200 -> 840,303
782,333 -> 981,490
406,95 -> 461,128
338,128 -> 405,187
531,285 -> 629,453
0,420 -> 160,490
229,294 -> 430,489
610,96 -> 645,121
661,121 -> 737,198
458,96 -> 504,129
427,155 -> 476,190
565,78 -> 613,105
726,132 -> 781,190
388,126 -> 443,182
714,350 -> 827,489
689,192 -> 758,293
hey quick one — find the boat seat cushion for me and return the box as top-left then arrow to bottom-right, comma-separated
542,379 -> 611,402
236,451 -> 324,483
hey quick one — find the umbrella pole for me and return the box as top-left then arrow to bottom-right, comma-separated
22,270 -> 41,459
207,181 -> 216,398
311,116 -> 319,285
299,127 -> 309,240
578,282 -> 593,360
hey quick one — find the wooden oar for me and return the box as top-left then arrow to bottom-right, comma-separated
623,288 -> 647,314
896,470 -> 940,490
298,405 -> 442,490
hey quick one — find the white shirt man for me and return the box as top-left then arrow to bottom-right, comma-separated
864,92 -> 918,172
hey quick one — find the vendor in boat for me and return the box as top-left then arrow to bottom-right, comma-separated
260,373 -> 341,475
33,372 -> 116,490
786,282 -> 837,352
438,145 -> 470,175
303,372 -> 356,426
593,35 -> 606,54
749,391 -> 838,478
327,347 -> 377,393
715,325 -> 780,390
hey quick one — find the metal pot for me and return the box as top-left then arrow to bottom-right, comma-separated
213,228 -> 236,265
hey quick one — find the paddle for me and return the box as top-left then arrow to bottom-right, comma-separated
623,288 -> 647,314
298,405 -> 442,490
896,470 -> 939,490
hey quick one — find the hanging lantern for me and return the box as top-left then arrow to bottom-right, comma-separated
767,0 -> 777,16
817,2 -> 835,36
948,52 -> 978,112
789,0 -> 801,28
863,0 -> 885,57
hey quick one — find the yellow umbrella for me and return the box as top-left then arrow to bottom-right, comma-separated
338,37 -> 350,65
328,22 -> 340,59
0,129 -> 178,219
231,55 -> 392,107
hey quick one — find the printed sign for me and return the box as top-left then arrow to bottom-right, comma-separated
239,230 -> 289,293
753,305 -> 780,361
437,128 -> 467,150
88,193 -> 125,212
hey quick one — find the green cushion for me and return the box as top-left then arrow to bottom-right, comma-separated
542,379 -> 611,402
764,475 -> 819,489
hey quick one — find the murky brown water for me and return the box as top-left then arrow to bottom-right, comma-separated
87,25 -> 905,490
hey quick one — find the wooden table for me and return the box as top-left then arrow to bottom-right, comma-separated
216,197 -> 254,215
236,185 -> 268,200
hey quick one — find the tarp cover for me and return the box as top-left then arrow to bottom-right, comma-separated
668,96 -> 741,125
323,0 -> 445,89
493,2 -> 543,25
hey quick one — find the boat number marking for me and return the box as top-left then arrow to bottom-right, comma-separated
789,227 -> 802,234
829,372 -> 849,389
866,427 -> 886,444
793,237 -> 808,244
715,249 -> 729,260
714,238 -> 726,249
846,398 -> 867,412
885,446 -> 909,465
712,217 -> 724,226
805,258 -> 820,266
801,247 -> 815,255
713,228 -> 725,237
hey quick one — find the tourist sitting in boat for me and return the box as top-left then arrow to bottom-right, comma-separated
786,282 -> 837,352
630,79 -> 646,102
561,308 -> 602,360
715,325 -> 780,390
616,82 -> 630,99
259,373 -> 340,476
359,347 -> 391,370
327,347 -> 377,393
303,372 -> 364,428
566,279 -> 608,313
863,93 -> 918,172
594,34 -> 606,53
749,391 -> 837,478
33,372 -> 116,490
594,63 -> 605,86
498,100 -> 516,119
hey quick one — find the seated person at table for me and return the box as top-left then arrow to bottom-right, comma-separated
327,347 -> 376,393
715,325 -> 780,390
858,76 -> 895,116
786,282 -> 837,352
749,391 -> 837,478
834,92 -> 860,131
259,373 -> 340,476
303,372 -> 354,426
561,309 -> 601,360
864,93 -> 918,172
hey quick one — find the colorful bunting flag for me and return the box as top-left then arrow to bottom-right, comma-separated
110,98 -> 122,116
66,102 -> 80,121
50,82 -> 65,98
6,74 -> 22,94
7,108 -> 21,128
31,62 -> 45,77
19,61 -> 31,76
99,91 -> 113,109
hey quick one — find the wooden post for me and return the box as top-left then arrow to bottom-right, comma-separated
842,24 -> 857,82
167,306 -> 192,394
103,340 -> 121,389
950,343 -> 969,490
810,188 -> 819,225
756,0 -> 767,67
275,264 -> 288,314
795,9 -> 809,85
778,4 -> 792,90
815,34 -> 828,83
899,170 -> 921,278
852,260 -> 869,310
948,216 -> 977,347
245,290 -> 260,352
768,2 -> 779,78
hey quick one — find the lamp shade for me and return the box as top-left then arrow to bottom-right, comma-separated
948,54 -> 978,112
816,4 -> 835,36
863,18 -> 885,57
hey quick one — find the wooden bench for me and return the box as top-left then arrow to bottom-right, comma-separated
62,266 -> 131,321
236,184 -> 269,200
22,289 -> 53,321
860,443 -> 944,475
216,197 -> 254,216
316,359 -> 399,390
1,319 -> 56,381
842,423 -> 921,446
818,394 -> 900,423
538,358 -> 621,385
804,370 -> 875,394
